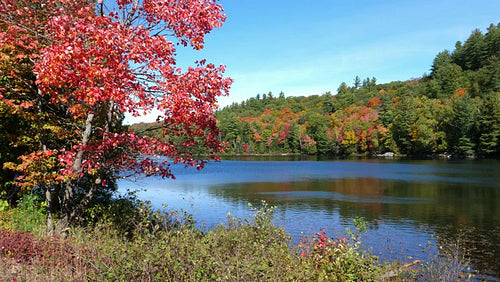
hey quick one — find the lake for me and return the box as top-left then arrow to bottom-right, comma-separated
118,157 -> 500,279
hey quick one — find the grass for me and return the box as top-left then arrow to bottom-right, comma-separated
0,195 -> 473,281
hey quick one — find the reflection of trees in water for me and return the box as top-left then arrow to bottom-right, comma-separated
207,178 -> 500,277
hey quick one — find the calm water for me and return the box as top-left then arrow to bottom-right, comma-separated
118,158 -> 500,279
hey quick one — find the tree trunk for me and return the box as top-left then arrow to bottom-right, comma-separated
45,187 -> 54,235
69,182 -> 98,223
58,112 -> 95,232
37,88 -> 54,235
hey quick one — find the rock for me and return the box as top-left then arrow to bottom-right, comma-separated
377,152 -> 395,158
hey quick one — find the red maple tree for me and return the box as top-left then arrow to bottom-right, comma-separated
0,0 -> 232,231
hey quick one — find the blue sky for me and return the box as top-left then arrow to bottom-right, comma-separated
128,0 -> 500,123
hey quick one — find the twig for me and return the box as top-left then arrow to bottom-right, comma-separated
379,260 -> 422,280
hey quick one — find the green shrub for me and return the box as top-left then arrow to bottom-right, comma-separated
73,201 -> 386,281
0,198 -> 470,281
298,217 -> 383,281
10,194 -> 46,234
0,191 -> 8,212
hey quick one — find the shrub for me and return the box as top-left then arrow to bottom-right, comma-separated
10,194 -> 46,234
298,229 -> 382,281
2,199 -> 471,281
398,235 -> 473,281
0,229 -> 38,264
0,191 -> 8,212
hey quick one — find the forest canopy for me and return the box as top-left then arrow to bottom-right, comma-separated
131,23 -> 500,158
208,23 -> 499,157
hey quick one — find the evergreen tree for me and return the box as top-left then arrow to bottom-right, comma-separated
485,23 -> 500,59
336,82 -> 354,108
337,82 -> 348,95
460,29 -> 488,71
477,92 -> 500,156
354,76 -> 361,89
431,50 -> 452,77
392,96 -> 418,154
432,63 -> 466,99
449,93 -> 476,156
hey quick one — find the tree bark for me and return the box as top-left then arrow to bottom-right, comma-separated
45,187 -> 54,235
58,112 -> 94,231
67,102 -> 114,226
37,88 -> 54,235
58,100 -> 114,231
68,181 -> 98,223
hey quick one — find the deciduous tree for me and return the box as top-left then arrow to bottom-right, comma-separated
1,0 -> 232,232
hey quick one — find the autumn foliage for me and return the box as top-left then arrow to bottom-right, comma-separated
0,0 -> 231,229
215,23 -> 500,157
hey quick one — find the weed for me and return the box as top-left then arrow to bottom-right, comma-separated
298,217 -> 384,281
0,191 -> 8,212
10,194 -> 47,234
398,235 -> 474,281
0,197 -> 477,281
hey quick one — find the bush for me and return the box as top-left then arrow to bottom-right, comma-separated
78,201 -> 304,280
10,194 -> 47,234
0,191 -> 8,212
398,235 -> 473,281
297,218 -> 383,281
0,229 -> 38,264
0,197 -> 472,281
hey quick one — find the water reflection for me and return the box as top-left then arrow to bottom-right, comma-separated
119,159 -> 500,278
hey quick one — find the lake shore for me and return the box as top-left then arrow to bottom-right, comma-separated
121,158 -> 500,279
0,196 -> 473,281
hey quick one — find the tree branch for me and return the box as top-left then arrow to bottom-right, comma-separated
0,18 -> 52,42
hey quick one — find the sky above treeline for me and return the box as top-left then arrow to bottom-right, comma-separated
129,0 -> 500,123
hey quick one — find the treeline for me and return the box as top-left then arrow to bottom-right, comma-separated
215,23 -> 500,157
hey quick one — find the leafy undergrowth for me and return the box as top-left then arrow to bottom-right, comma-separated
0,198 -> 472,281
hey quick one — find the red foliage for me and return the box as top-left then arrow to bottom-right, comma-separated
452,87 -> 468,98
0,228 -> 93,269
367,97 -> 382,108
300,133 -> 317,147
0,229 -> 38,264
1,0 -> 232,187
266,137 -> 273,147
143,0 -> 227,49
278,125 -> 290,144
298,229 -> 350,260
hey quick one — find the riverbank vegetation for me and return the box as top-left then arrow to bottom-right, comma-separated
214,23 -> 500,158
0,195 -> 471,281
135,23 -> 500,158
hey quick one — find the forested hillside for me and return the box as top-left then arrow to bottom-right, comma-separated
214,23 -> 500,157
133,23 -> 500,157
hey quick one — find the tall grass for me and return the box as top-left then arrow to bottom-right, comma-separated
0,195 -> 472,281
